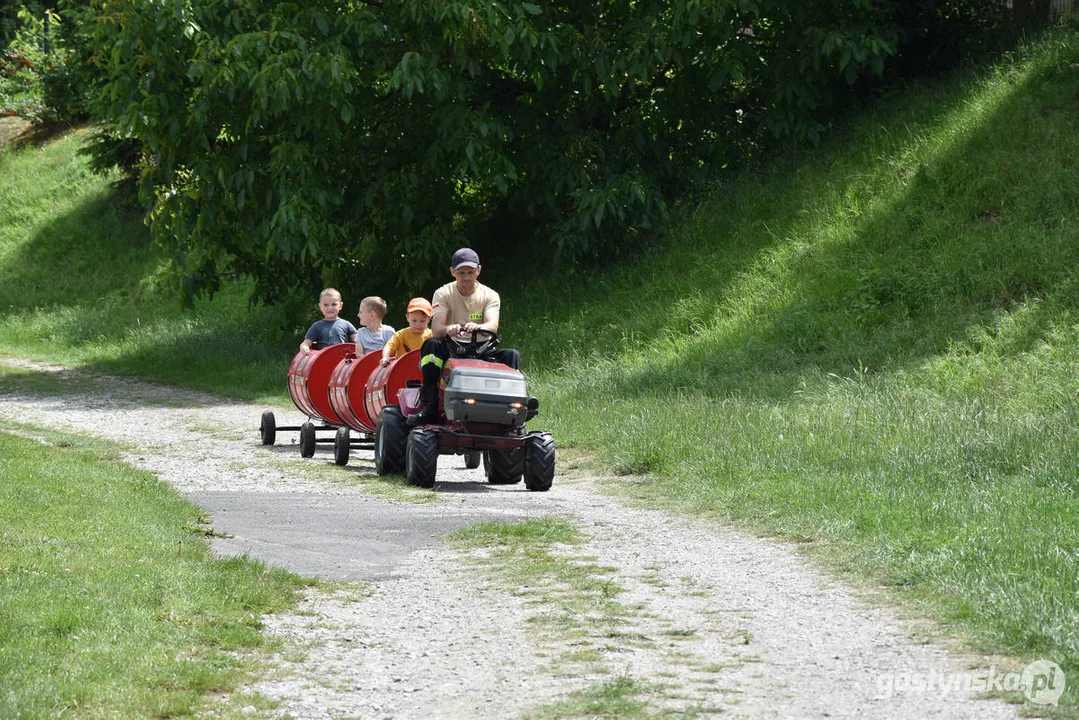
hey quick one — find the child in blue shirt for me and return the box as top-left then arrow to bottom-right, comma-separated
300,288 -> 358,354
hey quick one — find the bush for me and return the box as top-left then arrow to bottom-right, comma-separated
88,0 -> 902,306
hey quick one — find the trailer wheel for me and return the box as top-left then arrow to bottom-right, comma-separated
405,428 -> 439,488
464,451 -> 482,470
260,411 -> 277,445
484,448 -> 523,485
523,431 -> 556,492
334,426 -> 351,466
374,406 -> 407,475
299,422 -> 316,458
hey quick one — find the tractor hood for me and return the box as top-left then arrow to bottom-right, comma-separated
442,360 -> 529,426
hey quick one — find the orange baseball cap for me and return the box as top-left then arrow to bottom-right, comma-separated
406,297 -> 433,316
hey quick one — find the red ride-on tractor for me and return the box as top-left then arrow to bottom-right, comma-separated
372,331 -> 555,491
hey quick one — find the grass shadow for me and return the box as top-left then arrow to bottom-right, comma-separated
518,30 -> 1079,404
0,160 -> 297,399
0,363 -> 240,410
0,117 -> 77,149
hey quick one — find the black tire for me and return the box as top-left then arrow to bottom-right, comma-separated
405,428 -> 439,488
523,431 -> 556,492
484,447 -> 523,485
334,426 -> 351,466
299,422 -> 316,458
260,411 -> 277,445
374,406 -> 407,475
464,451 -> 482,470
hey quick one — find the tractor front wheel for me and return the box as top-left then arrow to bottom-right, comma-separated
484,447 -> 523,485
523,431 -> 555,492
406,428 -> 439,488
374,406 -> 407,475
464,451 -> 482,470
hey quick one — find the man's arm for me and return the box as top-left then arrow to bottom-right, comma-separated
431,310 -> 450,338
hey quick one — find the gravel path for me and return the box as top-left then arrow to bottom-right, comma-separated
0,358 -> 1025,719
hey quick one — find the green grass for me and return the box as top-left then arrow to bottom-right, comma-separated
0,421 -> 311,718
526,676 -> 656,719
3,21 -> 1079,719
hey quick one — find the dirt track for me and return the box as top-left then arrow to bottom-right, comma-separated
0,358 -> 1025,719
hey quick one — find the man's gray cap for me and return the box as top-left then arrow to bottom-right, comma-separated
451,247 -> 480,270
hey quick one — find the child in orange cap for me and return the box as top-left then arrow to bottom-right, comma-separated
380,298 -> 434,366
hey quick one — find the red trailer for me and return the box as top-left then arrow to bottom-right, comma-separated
260,343 -> 357,456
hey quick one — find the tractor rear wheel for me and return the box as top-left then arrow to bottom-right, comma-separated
374,406 -> 407,475
299,422 -> 316,458
484,447 -> 523,485
260,411 -> 276,445
334,426 -> 351,466
405,428 -> 439,488
523,431 -> 555,492
464,451 -> 482,469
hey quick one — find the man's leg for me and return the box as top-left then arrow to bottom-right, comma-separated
408,338 -> 447,426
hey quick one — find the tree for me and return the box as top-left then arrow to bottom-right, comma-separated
89,0 -> 901,305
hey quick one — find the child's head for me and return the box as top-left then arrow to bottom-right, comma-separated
405,298 -> 432,332
358,296 -> 388,327
317,288 -> 343,320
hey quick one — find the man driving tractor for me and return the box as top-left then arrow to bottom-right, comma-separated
407,247 -> 522,426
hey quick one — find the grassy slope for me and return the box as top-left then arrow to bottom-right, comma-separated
1,25 -> 1078,715
516,27 -> 1079,713
0,128 -> 291,402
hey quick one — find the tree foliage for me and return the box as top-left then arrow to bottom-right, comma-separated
87,0 -> 1009,304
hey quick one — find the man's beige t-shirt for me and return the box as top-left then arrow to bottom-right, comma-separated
431,281 -> 500,341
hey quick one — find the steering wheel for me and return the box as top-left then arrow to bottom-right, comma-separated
448,327 -> 500,360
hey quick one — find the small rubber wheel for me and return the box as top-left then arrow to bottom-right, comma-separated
405,428 -> 439,488
523,431 -> 556,492
334,426 -> 351,466
464,451 -> 482,470
299,422 -> 316,458
260,411 -> 277,445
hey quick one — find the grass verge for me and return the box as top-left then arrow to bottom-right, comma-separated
0,421 -> 311,718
